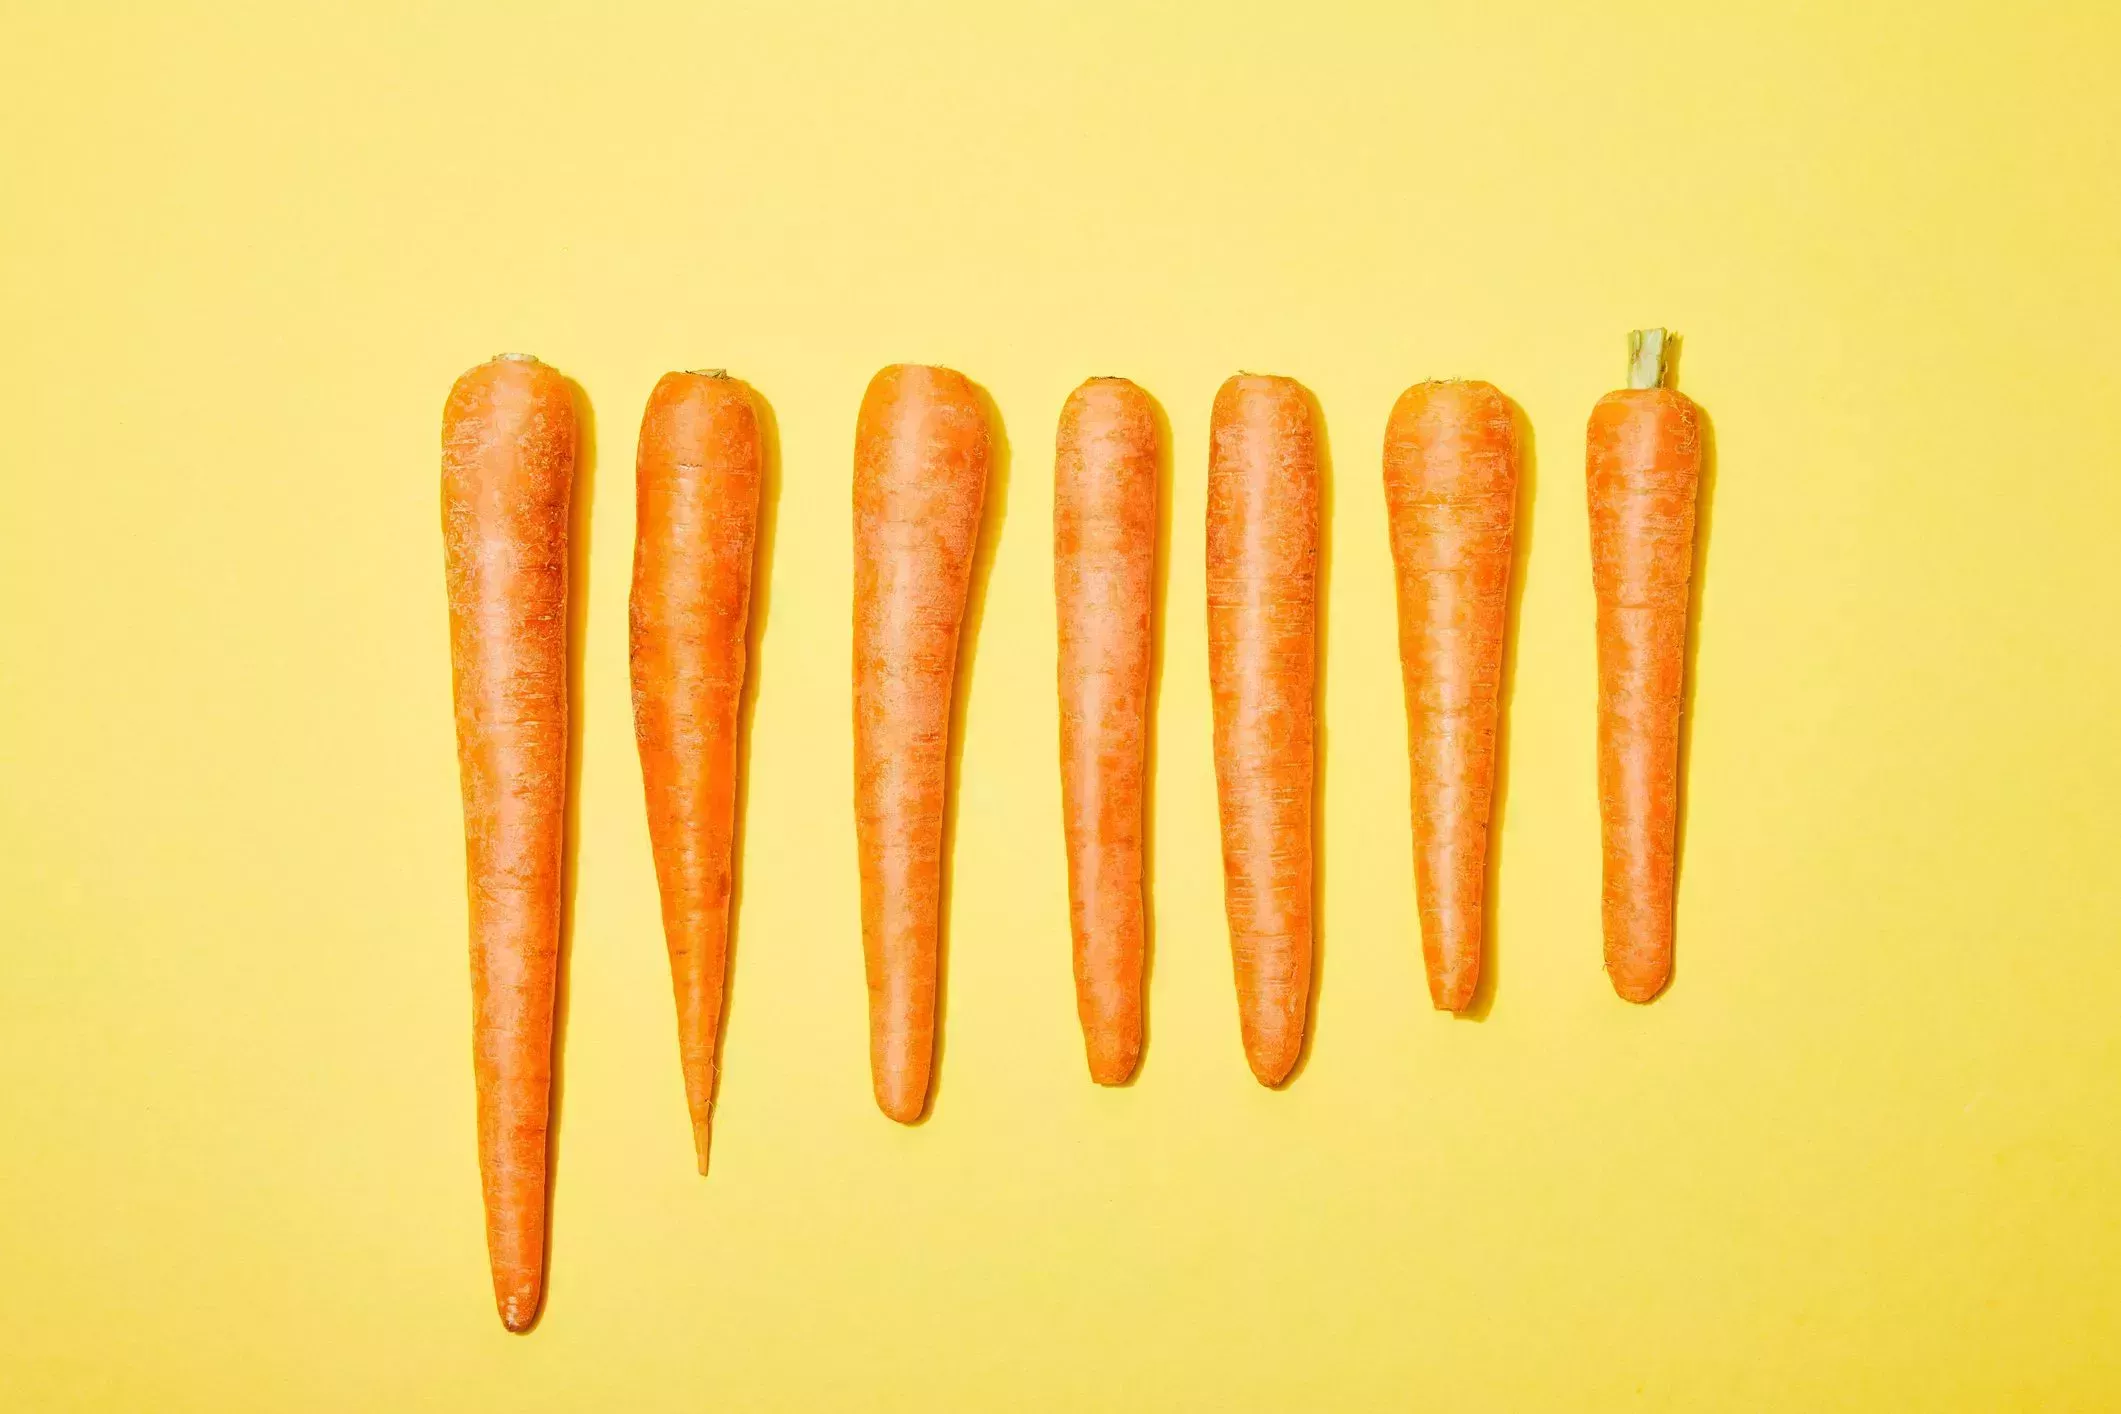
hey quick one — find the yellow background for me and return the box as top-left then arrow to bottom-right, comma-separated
5,1 -> 2119,1408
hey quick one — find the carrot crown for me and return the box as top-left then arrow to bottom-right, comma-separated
1627,329 -> 1676,390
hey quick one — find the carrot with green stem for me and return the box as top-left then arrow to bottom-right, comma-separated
853,364 -> 991,1122
440,353 -> 577,1332
1207,374 -> 1319,1085
1588,329 -> 1703,1002
631,370 -> 761,1172
1054,378 -> 1158,1084
1383,380 -> 1518,1012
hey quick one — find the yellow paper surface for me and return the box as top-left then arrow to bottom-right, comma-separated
5,2 -> 2119,1408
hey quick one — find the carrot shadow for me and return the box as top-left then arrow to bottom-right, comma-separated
1458,396 -> 1538,1022
532,373 -> 597,1333
1277,381 -> 1332,1087
1138,389 -> 1174,1083
701,383 -> 782,1172
1669,402 -> 1717,990
915,381 -> 1011,1123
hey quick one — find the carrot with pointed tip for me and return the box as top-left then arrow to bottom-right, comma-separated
1206,374 -> 1319,1085
1383,380 -> 1519,1012
1588,329 -> 1703,1002
630,370 -> 762,1173
853,364 -> 992,1122
440,352 -> 577,1332
1054,377 -> 1158,1085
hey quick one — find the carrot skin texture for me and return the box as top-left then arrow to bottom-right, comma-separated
1206,375 -> 1319,1085
1587,387 -> 1702,1002
1383,381 -> 1518,1012
1054,379 -> 1158,1085
630,373 -> 761,1172
441,355 -> 577,1332
853,365 -> 991,1122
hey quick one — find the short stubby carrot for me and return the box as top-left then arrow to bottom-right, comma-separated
1206,374 -> 1319,1085
630,371 -> 762,1173
853,364 -> 991,1122
1383,380 -> 1519,1013
440,353 -> 578,1332
1587,329 -> 1703,1002
1054,378 -> 1159,1085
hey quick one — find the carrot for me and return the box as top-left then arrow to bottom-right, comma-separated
1054,377 -> 1158,1085
1206,374 -> 1319,1085
440,353 -> 578,1332
853,364 -> 991,1122
1383,380 -> 1519,1012
630,370 -> 761,1173
1587,329 -> 1703,1002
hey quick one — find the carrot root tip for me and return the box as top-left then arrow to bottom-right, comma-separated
873,1071 -> 929,1125
1086,1040 -> 1142,1087
1243,1033 -> 1302,1088
498,1288 -> 540,1333
878,1095 -> 925,1125
1430,976 -> 1479,1014
1248,1057 -> 1297,1088
1610,967 -> 1671,1005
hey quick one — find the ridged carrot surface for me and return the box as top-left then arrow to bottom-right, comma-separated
853,364 -> 991,1122
1587,330 -> 1702,1002
440,353 -> 577,1332
1382,380 -> 1518,1012
1054,377 -> 1158,1085
1206,374 -> 1319,1085
630,371 -> 761,1172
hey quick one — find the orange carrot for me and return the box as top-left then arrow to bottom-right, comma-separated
440,353 -> 577,1332
1587,329 -> 1702,1002
1054,378 -> 1158,1085
1206,374 -> 1319,1085
1382,380 -> 1519,1012
630,371 -> 762,1172
853,364 -> 991,1122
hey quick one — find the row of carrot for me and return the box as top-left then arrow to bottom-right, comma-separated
440,333 -> 1705,1331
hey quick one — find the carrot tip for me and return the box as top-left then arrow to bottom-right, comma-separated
877,1093 -> 925,1125
1247,1054 -> 1297,1088
1086,1041 -> 1142,1087
1430,976 -> 1479,1014
1610,968 -> 1671,1004
1238,995 -> 1307,1086
498,1289 -> 540,1333
1243,1029 -> 1302,1087
690,1117 -> 714,1177
873,1068 -> 930,1124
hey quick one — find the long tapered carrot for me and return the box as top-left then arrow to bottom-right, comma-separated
853,364 -> 991,1122
630,370 -> 761,1173
1382,380 -> 1519,1012
1054,378 -> 1158,1085
1588,329 -> 1702,1002
440,353 -> 578,1332
1206,374 -> 1319,1085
